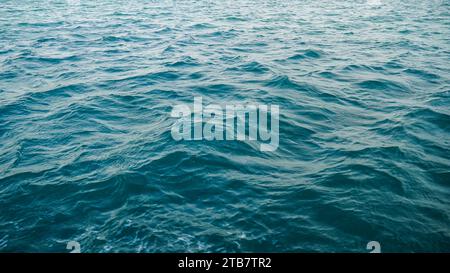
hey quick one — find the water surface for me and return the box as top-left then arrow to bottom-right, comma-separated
0,0 -> 449,252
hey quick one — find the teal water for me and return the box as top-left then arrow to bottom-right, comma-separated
0,0 -> 449,252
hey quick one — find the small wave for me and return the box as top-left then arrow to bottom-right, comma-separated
403,68 -> 440,80
166,56 -> 200,68
355,79 -> 409,93
288,49 -> 323,60
226,61 -> 270,74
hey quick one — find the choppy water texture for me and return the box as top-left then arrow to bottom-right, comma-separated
0,0 -> 449,252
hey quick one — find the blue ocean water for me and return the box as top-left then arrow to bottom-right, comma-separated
0,0 -> 449,252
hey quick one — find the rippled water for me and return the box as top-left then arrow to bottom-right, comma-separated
0,0 -> 449,252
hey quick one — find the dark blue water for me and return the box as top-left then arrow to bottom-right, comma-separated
0,0 -> 449,252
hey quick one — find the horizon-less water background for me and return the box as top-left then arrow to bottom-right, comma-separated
0,0 -> 449,252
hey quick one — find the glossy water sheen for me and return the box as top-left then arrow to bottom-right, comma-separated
0,0 -> 449,252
